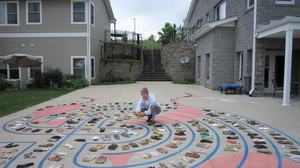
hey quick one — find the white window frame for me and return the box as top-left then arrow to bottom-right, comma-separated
27,56 -> 43,80
71,0 -> 86,24
247,0 -> 254,8
8,64 -> 20,80
0,1 -> 19,26
215,1 -> 226,21
276,0 -> 295,5
91,56 -> 95,79
239,53 -> 244,79
90,1 -> 95,27
0,59 -> 21,81
26,1 -> 42,25
71,56 -> 86,78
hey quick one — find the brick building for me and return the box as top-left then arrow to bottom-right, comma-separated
184,0 -> 300,105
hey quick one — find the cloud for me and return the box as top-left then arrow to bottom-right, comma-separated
110,0 -> 192,39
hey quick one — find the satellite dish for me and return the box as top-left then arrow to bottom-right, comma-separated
180,56 -> 190,64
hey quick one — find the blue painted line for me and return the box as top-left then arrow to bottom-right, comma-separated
72,117 -> 199,168
223,110 -> 300,146
38,118 -> 90,168
168,112 -> 248,168
182,104 -> 300,146
178,106 -> 283,168
1,142 -> 37,168
217,113 -> 283,168
26,113 -> 86,128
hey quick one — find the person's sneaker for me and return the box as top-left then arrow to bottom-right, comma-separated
148,121 -> 156,126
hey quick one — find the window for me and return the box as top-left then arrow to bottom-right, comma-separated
206,13 -> 209,24
27,1 -> 41,24
0,2 -> 18,25
0,62 -> 20,80
276,0 -> 295,5
72,1 -> 85,23
0,62 -> 8,79
0,61 -> 20,80
205,54 -> 210,81
197,19 -> 203,29
215,1 -> 226,21
72,57 -> 85,78
248,0 -> 254,8
9,65 -> 19,79
264,55 -> 270,88
91,57 -> 95,79
239,53 -> 244,79
90,2 -> 95,26
196,56 -> 201,78
28,57 -> 43,79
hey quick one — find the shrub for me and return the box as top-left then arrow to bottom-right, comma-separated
31,68 -> 65,88
68,78 -> 89,89
0,79 -> 12,90
43,68 -> 64,87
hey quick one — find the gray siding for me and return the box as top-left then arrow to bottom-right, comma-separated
0,0 -> 86,33
0,37 -> 87,74
186,0 -> 300,94
257,1 -> 300,25
90,0 -> 112,82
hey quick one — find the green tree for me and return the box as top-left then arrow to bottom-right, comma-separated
121,33 -> 128,44
148,34 -> 156,41
176,25 -> 187,42
158,23 -> 177,45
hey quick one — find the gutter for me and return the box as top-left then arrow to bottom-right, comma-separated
249,0 -> 257,97
86,0 -> 91,85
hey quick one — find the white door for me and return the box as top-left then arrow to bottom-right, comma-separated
264,51 -> 285,93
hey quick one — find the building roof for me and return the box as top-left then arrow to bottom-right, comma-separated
183,0 -> 197,28
104,0 -> 116,23
191,16 -> 238,41
256,16 -> 300,39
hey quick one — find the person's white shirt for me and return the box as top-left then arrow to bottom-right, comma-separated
135,93 -> 160,115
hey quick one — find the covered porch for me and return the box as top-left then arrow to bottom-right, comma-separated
256,16 -> 300,106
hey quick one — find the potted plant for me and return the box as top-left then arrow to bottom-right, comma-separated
235,78 -> 243,85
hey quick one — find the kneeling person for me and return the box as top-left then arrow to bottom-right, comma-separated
135,88 -> 161,126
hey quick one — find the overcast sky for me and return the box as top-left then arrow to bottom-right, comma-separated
110,0 -> 192,40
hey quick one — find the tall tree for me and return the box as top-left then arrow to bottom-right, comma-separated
158,23 -> 177,45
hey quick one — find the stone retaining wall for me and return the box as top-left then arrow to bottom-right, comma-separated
99,59 -> 143,82
161,42 -> 196,81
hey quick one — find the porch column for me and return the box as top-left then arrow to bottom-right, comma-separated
282,29 -> 294,106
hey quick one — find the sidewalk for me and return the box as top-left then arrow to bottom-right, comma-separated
0,82 -> 299,168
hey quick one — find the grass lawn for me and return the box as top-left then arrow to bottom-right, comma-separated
0,88 -> 74,118
172,80 -> 197,85
93,80 -> 136,85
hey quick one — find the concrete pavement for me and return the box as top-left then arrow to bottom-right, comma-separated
0,82 -> 299,168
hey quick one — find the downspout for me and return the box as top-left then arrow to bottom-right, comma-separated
86,0 -> 91,85
249,0 -> 257,97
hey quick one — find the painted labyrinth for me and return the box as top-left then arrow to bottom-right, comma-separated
1,94 -> 300,168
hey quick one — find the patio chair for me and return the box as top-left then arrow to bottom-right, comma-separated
271,77 -> 283,97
